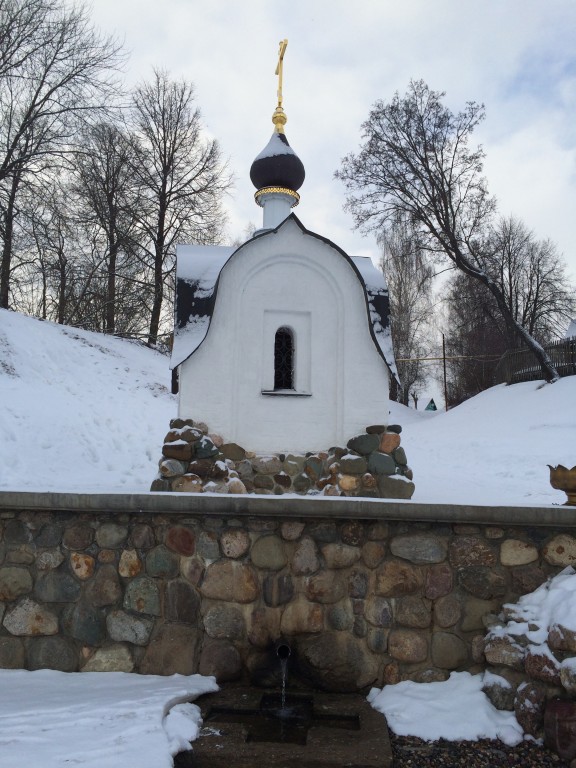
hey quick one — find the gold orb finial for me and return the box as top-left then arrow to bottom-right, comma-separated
272,105 -> 287,133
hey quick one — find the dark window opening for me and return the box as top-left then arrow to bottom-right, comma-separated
274,327 -> 294,390
171,367 -> 179,394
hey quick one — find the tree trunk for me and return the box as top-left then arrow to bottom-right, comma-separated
147,198 -> 167,346
57,255 -> 67,324
40,257 -> 47,319
480,272 -> 559,382
105,241 -> 117,335
148,254 -> 163,346
0,173 -> 20,309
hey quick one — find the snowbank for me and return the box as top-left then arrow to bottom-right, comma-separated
0,669 -> 217,768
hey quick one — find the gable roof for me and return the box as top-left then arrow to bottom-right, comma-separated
171,214 -> 399,383
565,319 -> 576,339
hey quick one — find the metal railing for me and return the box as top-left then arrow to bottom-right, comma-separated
494,337 -> 576,384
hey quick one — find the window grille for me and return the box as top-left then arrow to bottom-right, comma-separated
274,327 -> 294,389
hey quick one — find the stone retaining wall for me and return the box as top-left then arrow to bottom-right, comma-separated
0,497 -> 575,695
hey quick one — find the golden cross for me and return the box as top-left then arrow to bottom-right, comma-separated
275,39 -> 288,109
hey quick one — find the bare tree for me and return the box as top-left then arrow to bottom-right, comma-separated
72,122 -> 144,335
30,185 -> 72,323
0,0 -> 123,308
129,70 -> 231,345
12,179 -> 88,325
441,272 -> 508,405
379,213 -> 435,405
0,0 -> 57,79
480,216 -> 575,344
440,217 -> 575,403
336,80 -> 561,382
12,177 -> 132,333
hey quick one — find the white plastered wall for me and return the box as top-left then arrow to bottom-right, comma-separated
178,220 -> 390,452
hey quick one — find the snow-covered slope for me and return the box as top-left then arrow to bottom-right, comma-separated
0,309 -> 175,492
1,307 -> 574,504
391,379 -> 576,506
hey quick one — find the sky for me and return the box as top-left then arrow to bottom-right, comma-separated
1,307 -> 574,505
87,0 -> 576,283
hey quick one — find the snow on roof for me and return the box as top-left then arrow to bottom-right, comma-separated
351,255 -> 399,383
171,244 -> 235,370
176,244 -> 234,287
253,131 -> 297,161
565,319 -> 576,338
171,216 -> 398,382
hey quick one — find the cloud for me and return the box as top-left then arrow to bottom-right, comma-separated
89,0 -> 576,277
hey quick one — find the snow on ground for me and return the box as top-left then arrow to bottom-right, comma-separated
1,307 -> 574,504
371,568 -> 576,745
1,309 -> 576,757
485,564 -> 576,687
369,671 -> 524,746
0,670 -> 218,768
0,309 -> 176,493
0,668 -> 525,765
391,378 -> 576,506
8,566 -> 576,760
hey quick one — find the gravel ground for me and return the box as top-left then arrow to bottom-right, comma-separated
390,734 -> 572,768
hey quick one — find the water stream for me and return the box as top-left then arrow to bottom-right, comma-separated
280,656 -> 288,711
199,644 -> 360,749
276,641 -> 291,713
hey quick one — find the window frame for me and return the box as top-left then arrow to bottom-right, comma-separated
273,326 -> 295,390
260,311 -> 312,397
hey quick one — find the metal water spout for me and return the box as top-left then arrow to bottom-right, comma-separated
275,640 -> 291,661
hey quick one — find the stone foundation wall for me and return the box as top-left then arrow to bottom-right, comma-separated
151,418 -> 415,500
0,499 -> 575,696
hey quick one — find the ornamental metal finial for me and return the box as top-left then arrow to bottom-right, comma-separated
272,39 -> 288,133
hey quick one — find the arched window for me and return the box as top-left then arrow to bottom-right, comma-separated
274,327 -> 294,390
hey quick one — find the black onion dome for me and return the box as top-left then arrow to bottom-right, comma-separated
250,132 -> 305,192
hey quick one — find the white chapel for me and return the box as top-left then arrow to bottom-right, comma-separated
169,42 -> 399,457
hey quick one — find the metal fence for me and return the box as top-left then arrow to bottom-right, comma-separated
494,336 -> 576,385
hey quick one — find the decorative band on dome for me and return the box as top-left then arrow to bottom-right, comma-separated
254,187 -> 300,207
